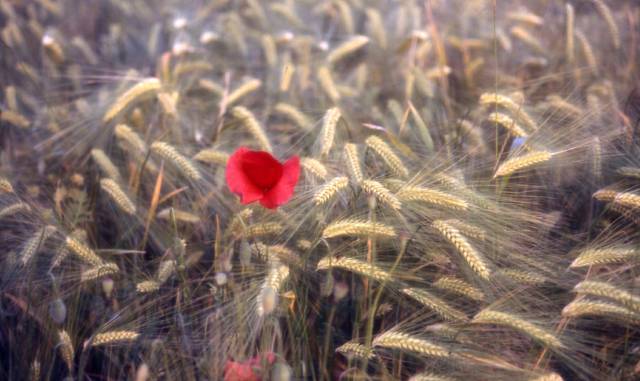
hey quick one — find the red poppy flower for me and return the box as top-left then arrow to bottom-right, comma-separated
226,147 -> 300,209
223,352 -> 276,381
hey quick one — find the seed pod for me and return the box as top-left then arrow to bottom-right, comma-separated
49,298 -> 67,324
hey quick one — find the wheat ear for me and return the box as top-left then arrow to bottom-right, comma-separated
432,220 -> 491,280
301,157 -> 328,180
317,256 -> 393,283
472,309 -> 564,349
397,187 -> 468,210
432,276 -> 485,301
486,112 -> 529,138
0,177 -> 15,193
150,141 -> 201,180
494,151 -> 553,178
335,341 -> 376,360
401,287 -> 469,322
571,246 -> 639,268
80,262 -> 120,282
314,177 -> 349,205
193,149 -> 229,165
361,180 -> 401,210
231,106 -> 272,152
65,236 -> 104,266
90,331 -> 140,347
91,149 -> 122,182
100,179 -> 136,215
103,78 -> 161,123
322,219 -> 396,239
372,331 -> 452,358
226,78 -> 261,106
273,102 -> 313,130
256,264 -> 290,316
365,135 -> 409,177
573,281 -> 640,313
344,143 -> 363,182
562,300 -> 640,324
319,107 -> 341,157
327,35 -> 369,65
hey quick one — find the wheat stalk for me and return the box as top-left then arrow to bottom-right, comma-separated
494,151 -> 553,178
231,106 -> 272,152
322,219 -> 396,239
432,220 -> 491,280
365,136 -> 409,178
150,141 -> 201,180
103,78 -> 161,123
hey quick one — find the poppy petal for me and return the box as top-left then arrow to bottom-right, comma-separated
226,147 -> 264,204
240,150 -> 283,189
223,361 -> 259,381
260,156 -> 300,209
